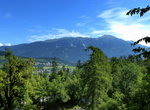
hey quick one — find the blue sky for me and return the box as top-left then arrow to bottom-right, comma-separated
0,0 -> 150,46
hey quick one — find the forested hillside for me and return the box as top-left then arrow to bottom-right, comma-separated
0,47 -> 149,110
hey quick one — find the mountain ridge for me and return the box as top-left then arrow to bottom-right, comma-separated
0,35 -> 139,63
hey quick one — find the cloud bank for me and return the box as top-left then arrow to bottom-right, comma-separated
0,43 -> 11,47
28,28 -> 90,42
94,8 -> 150,42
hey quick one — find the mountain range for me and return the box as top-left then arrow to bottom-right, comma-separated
0,35 -> 139,63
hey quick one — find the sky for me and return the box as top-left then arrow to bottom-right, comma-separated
0,0 -> 150,46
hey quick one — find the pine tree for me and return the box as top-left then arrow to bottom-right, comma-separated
0,49 -> 34,110
49,57 -> 58,81
81,46 -> 112,110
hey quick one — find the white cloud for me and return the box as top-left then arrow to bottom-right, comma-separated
76,15 -> 90,27
94,8 -> 150,43
98,8 -> 129,19
28,28 -> 90,42
5,43 -> 11,46
0,43 -> 11,47
0,43 -> 3,46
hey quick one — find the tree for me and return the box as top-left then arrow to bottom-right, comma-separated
81,46 -> 112,110
51,57 -> 58,74
0,49 -> 35,110
76,60 -> 82,69
127,4 -> 150,110
49,57 -> 58,81
127,5 -> 150,59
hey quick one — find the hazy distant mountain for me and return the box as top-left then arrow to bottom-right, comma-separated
0,35 -> 138,63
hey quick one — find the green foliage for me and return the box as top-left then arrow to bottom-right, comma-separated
0,49 -> 35,110
49,57 -> 58,81
129,60 -> 150,110
126,4 -> 150,110
0,46 -> 149,110
110,57 -> 145,110
76,60 -> 82,69
81,46 -> 112,110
